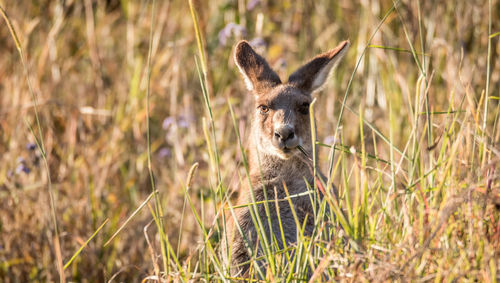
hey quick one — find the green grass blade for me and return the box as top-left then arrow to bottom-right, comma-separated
64,219 -> 109,270
104,190 -> 157,246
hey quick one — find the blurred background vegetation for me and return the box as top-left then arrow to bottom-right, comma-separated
0,0 -> 499,281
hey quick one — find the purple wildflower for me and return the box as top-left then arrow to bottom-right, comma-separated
324,135 -> 337,145
162,116 -> 175,130
16,163 -> 30,174
163,115 -> 191,130
275,58 -> 287,69
26,143 -> 37,151
218,23 -> 247,46
177,115 -> 190,128
158,147 -> 171,158
247,0 -> 260,11
249,37 -> 266,49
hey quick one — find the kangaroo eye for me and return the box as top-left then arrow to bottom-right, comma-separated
258,105 -> 270,114
299,103 -> 310,115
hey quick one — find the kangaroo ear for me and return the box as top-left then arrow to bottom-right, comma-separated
288,40 -> 350,94
234,40 -> 281,94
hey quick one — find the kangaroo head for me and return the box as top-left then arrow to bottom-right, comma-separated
234,40 -> 349,160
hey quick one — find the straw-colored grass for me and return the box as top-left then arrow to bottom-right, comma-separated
0,0 -> 498,281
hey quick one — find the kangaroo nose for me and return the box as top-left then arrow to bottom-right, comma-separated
274,126 -> 295,142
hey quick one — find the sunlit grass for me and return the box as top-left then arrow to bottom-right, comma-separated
0,0 -> 498,281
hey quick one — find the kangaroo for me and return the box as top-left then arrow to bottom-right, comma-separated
223,39 -> 350,278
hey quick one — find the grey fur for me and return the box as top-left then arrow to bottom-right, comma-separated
223,40 -> 349,278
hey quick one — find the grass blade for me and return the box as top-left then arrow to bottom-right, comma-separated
1,5 -> 64,282
64,219 -> 109,270
104,191 -> 158,246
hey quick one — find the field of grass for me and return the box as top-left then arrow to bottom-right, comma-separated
0,0 -> 499,282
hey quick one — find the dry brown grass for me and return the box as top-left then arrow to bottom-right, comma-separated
0,0 -> 499,281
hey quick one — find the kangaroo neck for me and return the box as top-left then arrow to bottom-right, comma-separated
248,148 -> 314,186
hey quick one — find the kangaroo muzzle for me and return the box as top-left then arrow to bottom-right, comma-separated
273,125 -> 299,150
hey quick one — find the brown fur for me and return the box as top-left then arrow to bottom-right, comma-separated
223,40 -> 349,278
